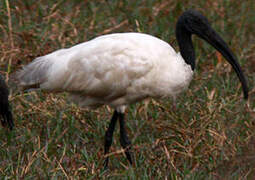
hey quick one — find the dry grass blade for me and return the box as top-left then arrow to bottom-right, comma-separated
0,0 -> 254,179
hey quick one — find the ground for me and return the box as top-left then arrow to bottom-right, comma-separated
0,0 -> 255,179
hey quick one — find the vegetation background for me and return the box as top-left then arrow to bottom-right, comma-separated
0,0 -> 255,179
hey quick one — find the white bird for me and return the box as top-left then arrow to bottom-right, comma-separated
0,75 -> 14,130
14,9 -> 248,168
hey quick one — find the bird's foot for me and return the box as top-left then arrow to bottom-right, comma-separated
103,156 -> 109,170
124,145 -> 133,165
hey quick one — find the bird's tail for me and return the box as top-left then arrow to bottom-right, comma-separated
13,56 -> 53,90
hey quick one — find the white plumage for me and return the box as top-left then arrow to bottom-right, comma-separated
14,10 -> 248,168
17,32 -> 193,110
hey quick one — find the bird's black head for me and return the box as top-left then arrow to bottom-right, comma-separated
176,9 -> 211,38
176,9 -> 248,100
0,75 -> 14,130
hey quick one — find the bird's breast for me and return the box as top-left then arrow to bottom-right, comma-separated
139,52 -> 194,99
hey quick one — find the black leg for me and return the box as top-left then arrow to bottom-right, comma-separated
119,112 -> 133,165
104,110 -> 118,169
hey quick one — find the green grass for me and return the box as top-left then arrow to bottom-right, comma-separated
1,0 -> 255,179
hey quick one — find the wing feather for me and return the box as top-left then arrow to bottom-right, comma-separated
14,33 -> 154,100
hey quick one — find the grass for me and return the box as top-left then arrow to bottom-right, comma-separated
0,0 -> 255,179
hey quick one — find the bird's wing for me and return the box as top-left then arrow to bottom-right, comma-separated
14,34 -> 154,99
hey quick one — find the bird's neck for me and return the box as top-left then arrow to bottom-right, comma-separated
176,25 -> 196,70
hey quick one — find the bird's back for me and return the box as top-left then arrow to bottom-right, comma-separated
15,32 -> 193,108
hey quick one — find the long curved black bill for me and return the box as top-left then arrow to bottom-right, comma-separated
180,9 -> 249,99
200,28 -> 248,99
